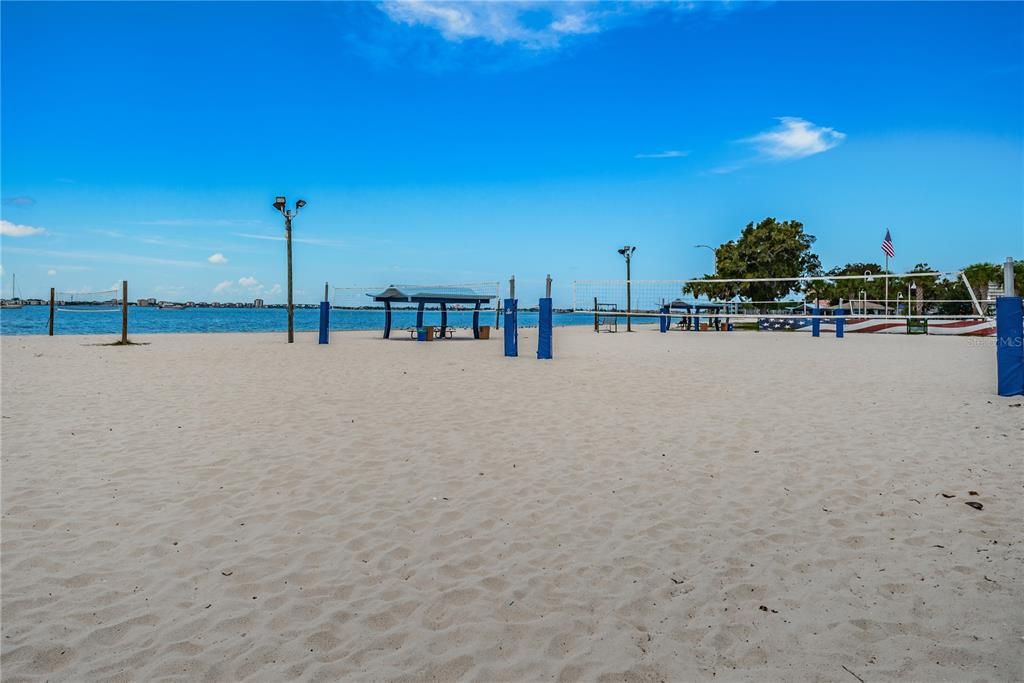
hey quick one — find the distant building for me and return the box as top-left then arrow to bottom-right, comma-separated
137,298 -> 157,307
254,298 -> 264,308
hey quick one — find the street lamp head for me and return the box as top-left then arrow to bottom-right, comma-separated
273,196 -> 286,212
295,199 -> 307,209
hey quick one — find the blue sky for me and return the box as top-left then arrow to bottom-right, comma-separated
2,1 -> 1022,304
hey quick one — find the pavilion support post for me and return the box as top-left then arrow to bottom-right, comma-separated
383,301 -> 392,339
439,303 -> 448,339
473,302 -> 481,339
416,302 -> 425,329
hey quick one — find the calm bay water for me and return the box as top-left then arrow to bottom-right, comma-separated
0,306 -> 605,336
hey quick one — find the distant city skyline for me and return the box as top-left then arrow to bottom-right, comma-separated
2,1 -> 1021,305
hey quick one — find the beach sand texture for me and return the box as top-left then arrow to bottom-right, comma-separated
1,327 -> 1021,682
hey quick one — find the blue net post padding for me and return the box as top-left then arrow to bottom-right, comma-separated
318,301 -> 330,344
996,296 -> 1024,396
659,306 -> 669,333
811,308 -> 821,337
504,298 -> 518,357
537,298 -> 553,359
835,308 -> 846,338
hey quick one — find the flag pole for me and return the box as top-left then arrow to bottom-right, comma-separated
885,253 -> 889,317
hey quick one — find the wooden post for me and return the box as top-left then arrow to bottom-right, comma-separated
121,280 -> 128,344
48,287 -> 55,336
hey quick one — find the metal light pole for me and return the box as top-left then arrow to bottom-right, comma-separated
694,244 -> 715,262
618,245 -> 636,332
273,196 -> 307,343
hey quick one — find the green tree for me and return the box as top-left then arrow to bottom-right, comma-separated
684,217 -> 821,307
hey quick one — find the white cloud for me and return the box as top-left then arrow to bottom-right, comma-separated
634,150 -> 689,159
379,1 -> 641,50
267,283 -> 282,296
0,219 -> 47,237
207,252 -> 228,264
213,280 -> 233,294
47,269 -> 57,276
238,276 -> 260,289
743,117 -> 846,161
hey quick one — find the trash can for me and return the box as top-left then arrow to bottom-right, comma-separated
425,325 -> 435,341
416,327 -> 426,341
479,325 -> 491,340
907,318 -> 928,335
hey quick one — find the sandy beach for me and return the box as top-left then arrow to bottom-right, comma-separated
1,326 -> 1021,682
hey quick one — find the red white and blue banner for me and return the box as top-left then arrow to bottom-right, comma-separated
758,317 -> 995,336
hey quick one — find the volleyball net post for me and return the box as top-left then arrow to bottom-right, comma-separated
996,257 -> 1023,397
319,281 -> 330,345
537,274 -> 553,360
121,280 -> 128,344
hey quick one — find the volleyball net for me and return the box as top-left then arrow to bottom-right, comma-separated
56,288 -> 122,312
51,282 -> 129,342
573,271 -> 994,321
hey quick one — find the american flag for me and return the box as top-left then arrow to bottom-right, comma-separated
758,317 -> 812,331
881,229 -> 895,258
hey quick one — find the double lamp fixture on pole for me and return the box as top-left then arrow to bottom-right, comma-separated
273,196 -> 307,344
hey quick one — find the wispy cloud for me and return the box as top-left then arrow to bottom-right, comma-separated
381,1 -> 600,50
0,219 -> 47,237
3,196 -> 36,207
634,150 -> 689,159
238,276 -> 259,288
233,232 -> 346,248
711,117 -> 846,174
207,252 -> 228,264
742,117 -> 846,161
213,280 -> 233,294
375,1 -> 695,52
3,246 -> 205,268
135,218 -> 261,227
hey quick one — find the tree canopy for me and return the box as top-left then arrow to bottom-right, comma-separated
684,217 -> 821,304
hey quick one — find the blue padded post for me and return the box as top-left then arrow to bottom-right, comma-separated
835,311 -> 845,338
318,301 -> 330,344
659,306 -> 669,333
996,296 -> 1024,396
811,308 -> 821,338
504,298 -> 518,357
537,297 -> 553,359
